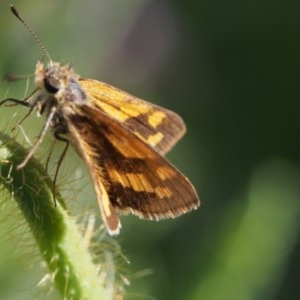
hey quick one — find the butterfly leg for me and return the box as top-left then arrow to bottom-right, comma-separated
50,125 -> 70,206
17,105 -> 57,169
0,97 -> 30,107
0,89 -> 40,131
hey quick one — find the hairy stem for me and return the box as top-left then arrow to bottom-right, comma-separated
0,132 -> 113,299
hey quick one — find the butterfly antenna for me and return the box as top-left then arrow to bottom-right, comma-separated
10,4 -> 52,62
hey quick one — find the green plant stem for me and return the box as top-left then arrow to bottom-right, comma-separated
0,132 -> 110,299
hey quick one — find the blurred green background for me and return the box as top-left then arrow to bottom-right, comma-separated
1,0 -> 300,299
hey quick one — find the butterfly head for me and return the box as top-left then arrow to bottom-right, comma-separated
34,61 -> 86,105
35,61 -> 74,93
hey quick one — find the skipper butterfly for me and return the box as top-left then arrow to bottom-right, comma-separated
1,5 -> 200,235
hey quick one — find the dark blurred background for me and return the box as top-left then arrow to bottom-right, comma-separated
0,0 -> 300,299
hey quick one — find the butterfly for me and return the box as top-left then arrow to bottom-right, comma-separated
1,5 -> 200,235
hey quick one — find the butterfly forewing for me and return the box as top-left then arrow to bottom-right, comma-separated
65,104 -> 198,233
80,79 -> 186,155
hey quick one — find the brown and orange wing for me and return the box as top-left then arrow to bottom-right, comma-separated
79,78 -> 186,156
64,104 -> 199,235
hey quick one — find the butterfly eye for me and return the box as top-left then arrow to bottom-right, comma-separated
44,78 -> 59,94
